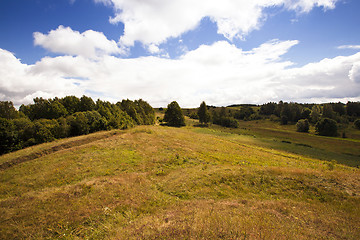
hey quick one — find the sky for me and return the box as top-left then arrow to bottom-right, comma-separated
1,0 -> 360,107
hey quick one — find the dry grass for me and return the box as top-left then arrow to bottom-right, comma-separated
0,125 -> 359,239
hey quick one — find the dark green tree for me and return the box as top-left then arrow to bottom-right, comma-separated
260,102 -> 276,115
301,108 -> 311,120
310,105 -> 321,124
67,112 -> 90,136
33,119 -> 58,143
315,118 -> 338,137
79,95 -> 95,112
296,119 -> 309,133
197,101 -> 211,125
0,101 -> 19,119
61,96 -> 80,114
332,102 -> 346,116
0,118 -> 17,154
234,106 -> 254,120
280,103 -> 290,125
322,104 -> 334,119
48,99 -> 68,119
346,101 -> 360,117
164,101 -> 185,127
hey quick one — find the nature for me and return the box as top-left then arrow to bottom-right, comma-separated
1,0 -> 360,239
1,97 -> 360,239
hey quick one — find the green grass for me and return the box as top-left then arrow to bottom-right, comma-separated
1,123 -> 360,239
192,119 -> 360,167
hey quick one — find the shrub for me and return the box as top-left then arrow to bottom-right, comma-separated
164,101 -> 185,127
315,118 -> 338,137
296,119 -> 309,132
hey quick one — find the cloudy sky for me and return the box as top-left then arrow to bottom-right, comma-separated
1,0 -> 360,107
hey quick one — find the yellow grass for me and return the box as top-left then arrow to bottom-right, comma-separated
0,125 -> 359,239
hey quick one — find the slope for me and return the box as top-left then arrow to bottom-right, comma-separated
0,125 -> 359,239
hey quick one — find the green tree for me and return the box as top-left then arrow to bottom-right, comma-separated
301,108 -> 311,120
164,101 -> 185,127
322,104 -> 334,119
61,96 -> 80,114
79,95 -> 95,112
67,112 -> 90,136
280,103 -> 290,125
197,101 -> 211,124
48,99 -> 68,119
346,101 -> 360,117
260,102 -> 276,115
315,118 -> 338,137
332,102 -> 346,116
234,106 -> 254,120
310,105 -> 321,124
0,118 -> 17,154
296,119 -> 309,133
0,101 -> 19,119
33,119 -> 58,143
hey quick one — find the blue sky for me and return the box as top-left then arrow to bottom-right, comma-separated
1,0 -> 360,107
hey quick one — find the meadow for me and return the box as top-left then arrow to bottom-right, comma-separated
0,119 -> 359,239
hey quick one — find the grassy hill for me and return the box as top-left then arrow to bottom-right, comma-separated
1,122 -> 360,239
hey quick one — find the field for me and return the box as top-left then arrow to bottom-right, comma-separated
1,119 -> 360,239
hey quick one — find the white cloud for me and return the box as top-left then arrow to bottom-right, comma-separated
338,45 -> 360,50
147,44 -> 161,54
349,62 -> 360,83
94,0 -> 338,47
2,38 -> 359,108
34,25 -> 124,59
0,49 -> 85,106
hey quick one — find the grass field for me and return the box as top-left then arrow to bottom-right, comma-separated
1,121 -> 360,239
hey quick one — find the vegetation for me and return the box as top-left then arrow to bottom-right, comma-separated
164,101 -> 185,127
183,101 -> 360,139
197,101 -> 211,125
0,96 -> 155,155
296,119 -> 309,132
315,118 -> 338,137
211,107 -> 239,128
0,122 -> 359,239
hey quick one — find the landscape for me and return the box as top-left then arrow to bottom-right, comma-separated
1,0 -> 360,239
0,98 -> 360,239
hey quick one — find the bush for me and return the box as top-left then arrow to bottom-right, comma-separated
164,101 -> 185,127
355,119 -> 360,130
296,119 -> 309,133
315,118 -> 338,137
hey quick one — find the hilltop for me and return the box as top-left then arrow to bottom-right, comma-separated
1,121 -> 359,239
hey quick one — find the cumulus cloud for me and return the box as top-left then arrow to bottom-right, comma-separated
349,62 -> 360,83
2,38 -> 359,107
33,25 -> 124,59
94,0 -> 338,47
0,49 -> 85,106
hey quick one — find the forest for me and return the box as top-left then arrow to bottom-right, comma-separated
0,96 -> 155,155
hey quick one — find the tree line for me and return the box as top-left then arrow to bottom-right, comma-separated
183,101 -> 360,136
0,96 -> 155,155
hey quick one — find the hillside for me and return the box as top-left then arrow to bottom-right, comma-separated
1,124 -> 360,239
